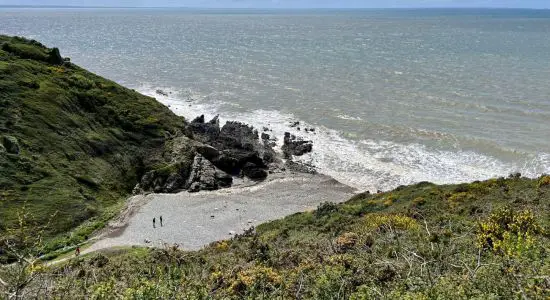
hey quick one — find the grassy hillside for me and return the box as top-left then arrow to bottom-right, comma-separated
41,176 -> 550,299
0,36 -> 188,249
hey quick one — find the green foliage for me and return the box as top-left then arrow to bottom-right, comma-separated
477,207 -> 543,257
30,176 -> 550,299
0,35 -> 189,257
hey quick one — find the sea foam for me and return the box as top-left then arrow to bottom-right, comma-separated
139,85 -> 548,192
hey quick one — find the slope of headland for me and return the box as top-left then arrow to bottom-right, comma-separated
0,35 -> 311,258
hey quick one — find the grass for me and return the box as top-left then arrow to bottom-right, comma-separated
0,35 -> 189,258
35,175 -> 550,299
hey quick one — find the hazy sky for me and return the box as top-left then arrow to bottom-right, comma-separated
1,0 -> 549,9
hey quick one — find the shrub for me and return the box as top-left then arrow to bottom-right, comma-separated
448,192 -> 473,207
477,207 -> 543,257
412,197 -> 426,207
538,175 -> 550,188
336,232 -> 359,252
228,265 -> 282,295
363,214 -> 419,232
316,202 -> 338,217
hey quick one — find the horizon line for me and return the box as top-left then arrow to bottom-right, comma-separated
0,5 -> 548,10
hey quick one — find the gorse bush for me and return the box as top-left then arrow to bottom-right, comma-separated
477,207 -> 543,257
10,175 -> 544,299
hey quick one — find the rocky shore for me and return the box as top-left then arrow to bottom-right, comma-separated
135,113 -> 315,194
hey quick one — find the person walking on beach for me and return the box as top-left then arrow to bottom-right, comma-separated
160,215 -> 163,227
153,217 -> 156,228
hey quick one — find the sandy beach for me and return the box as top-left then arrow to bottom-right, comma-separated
86,172 -> 356,253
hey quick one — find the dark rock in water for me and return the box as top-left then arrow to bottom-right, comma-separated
261,132 -> 270,141
290,121 -> 300,128
262,127 -> 270,132
2,135 -> 20,154
242,162 -> 268,180
186,154 -> 232,192
156,89 -> 169,97
282,132 -> 313,158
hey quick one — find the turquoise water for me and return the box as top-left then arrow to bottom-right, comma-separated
1,8 -> 549,190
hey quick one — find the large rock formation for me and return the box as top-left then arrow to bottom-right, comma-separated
188,116 -> 274,181
186,154 -> 232,192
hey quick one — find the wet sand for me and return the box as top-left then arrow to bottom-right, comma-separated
86,172 -> 355,253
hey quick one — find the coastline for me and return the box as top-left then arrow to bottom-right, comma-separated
86,171 -> 356,253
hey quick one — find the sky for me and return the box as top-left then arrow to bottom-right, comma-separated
1,0 -> 549,9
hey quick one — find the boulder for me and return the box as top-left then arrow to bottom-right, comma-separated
139,160 -> 193,193
186,154 -> 232,192
155,89 -> 168,96
195,144 -> 220,161
282,132 -> 312,158
2,136 -> 20,154
48,47 -> 64,65
164,173 -> 185,193
242,162 -> 268,180
216,121 -> 258,151
285,160 -> 317,174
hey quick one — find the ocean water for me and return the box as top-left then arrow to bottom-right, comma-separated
1,8 -> 549,191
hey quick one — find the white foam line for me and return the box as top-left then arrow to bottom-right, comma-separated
137,84 -> 550,192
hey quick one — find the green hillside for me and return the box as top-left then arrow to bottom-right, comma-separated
44,176 -> 550,299
0,36 -> 188,247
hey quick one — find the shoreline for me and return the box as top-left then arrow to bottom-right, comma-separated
86,171 -> 356,253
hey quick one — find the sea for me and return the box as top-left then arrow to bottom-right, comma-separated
1,8 -> 549,191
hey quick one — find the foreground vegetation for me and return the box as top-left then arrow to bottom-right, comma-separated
3,175 -> 549,299
0,35 -> 188,255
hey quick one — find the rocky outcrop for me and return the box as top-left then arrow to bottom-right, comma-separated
138,115 -> 318,194
2,135 -> 20,154
186,154 -> 232,192
282,132 -> 312,158
189,115 -> 220,144
188,117 -> 274,181
195,144 -> 220,161
156,89 -> 168,96
138,161 -> 191,193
